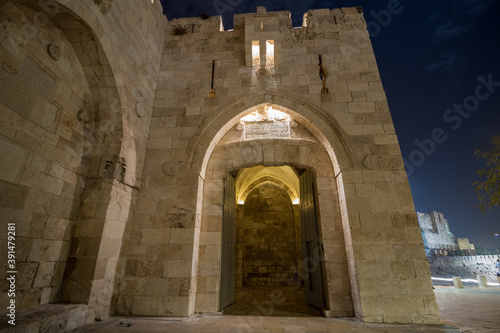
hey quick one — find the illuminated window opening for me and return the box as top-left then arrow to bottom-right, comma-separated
266,40 -> 274,66
252,41 -> 260,67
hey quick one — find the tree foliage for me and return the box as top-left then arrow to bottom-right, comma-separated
473,135 -> 500,213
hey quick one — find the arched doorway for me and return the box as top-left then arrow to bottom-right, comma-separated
220,165 -> 325,316
195,104 -> 354,317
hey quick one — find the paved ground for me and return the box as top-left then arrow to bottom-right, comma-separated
433,286 -> 500,332
223,286 -> 322,317
68,286 -> 500,333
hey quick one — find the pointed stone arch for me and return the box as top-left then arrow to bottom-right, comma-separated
238,176 -> 296,204
188,92 -> 361,317
186,90 -> 358,178
3,0 -> 150,322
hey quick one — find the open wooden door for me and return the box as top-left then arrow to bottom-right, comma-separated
299,169 -> 325,309
220,172 -> 236,310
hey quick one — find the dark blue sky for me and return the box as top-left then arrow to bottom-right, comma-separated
160,0 -> 500,249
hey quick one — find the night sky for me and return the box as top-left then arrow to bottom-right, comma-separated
160,0 -> 500,249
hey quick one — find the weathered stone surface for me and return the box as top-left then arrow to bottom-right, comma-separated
428,255 -> 500,283
236,183 -> 299,287
0,2 -> 439,328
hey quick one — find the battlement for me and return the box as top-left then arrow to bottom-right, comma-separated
168,6 -> 366,33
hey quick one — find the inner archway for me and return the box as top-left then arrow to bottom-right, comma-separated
222,166 -> 321,316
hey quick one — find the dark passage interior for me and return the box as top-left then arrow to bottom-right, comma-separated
223,180 -> 320,316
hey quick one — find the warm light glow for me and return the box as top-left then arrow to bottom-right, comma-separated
235,166 -> 300,208
252,41 -> 260,67
240,111 -> 259,122
266,40 -> 274,66
240,107 -> 290,123
265,106 -> 289,121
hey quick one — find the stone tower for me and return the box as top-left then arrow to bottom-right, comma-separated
0,1 -> 440,330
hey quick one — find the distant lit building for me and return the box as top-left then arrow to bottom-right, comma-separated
457,238 -> 477,255
417,211 -> 475,257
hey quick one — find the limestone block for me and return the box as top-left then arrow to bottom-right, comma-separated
102,219 -> 126,239
362,124 -> 384,135
357,245 -> 395,261
348,101 -> 375,113
361,170 -> 392,183
66,305 -> 87,330
132,295 -> 158,316
44,218 -> 72,240
33,262 -> 55,289
0,136 -> 28,183
346,197 -> 372,213
98,236 -> 121,257
384,124 -> 397,135
157,296 -> 190,316
195,293 -> 218,313
142,229 -> 171,244
334,91 -> 352,103
343,124 -> 363,136
142,278 -> 169,296
368,81 -> 384,91
405,278 -> 433,295
118,279 -> 146,296
27,239 -> 65,262
16,262 -> 39,290
36,174 -> 64,196
377,280 -> 407,296
356,211 -> 392,228
349,62 -> 370,73
385,229 -> 408,245
355,260 -> 392,280
308,83 -> 323,94
366,90 -> 386,102
164,260 -> 193,278
350,91 -> 366,102
390,260 -> 417,280
405,227 -> 425,244
137,260 -> 164,278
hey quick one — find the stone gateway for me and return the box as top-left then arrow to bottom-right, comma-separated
0,1 -> 440,330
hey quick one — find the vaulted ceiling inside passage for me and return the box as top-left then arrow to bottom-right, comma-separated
235,165 -> 299,205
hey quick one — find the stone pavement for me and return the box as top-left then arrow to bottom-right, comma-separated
66,286 -> 500,333
70,316 -> 458,333
223,287 -> 322,317
433,286 -> 500,332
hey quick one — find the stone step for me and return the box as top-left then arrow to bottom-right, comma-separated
0,304 -> 87,333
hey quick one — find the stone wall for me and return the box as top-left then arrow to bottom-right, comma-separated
0,2 -> 93,310
1,2 -> 442,327
120,6 -> 440,324
236,183 -> 300,287
428,255 -> 500,283
0,0 -> 167,323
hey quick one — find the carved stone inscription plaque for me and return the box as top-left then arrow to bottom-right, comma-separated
244,121 -> 290,140
0,57 -> 58,131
